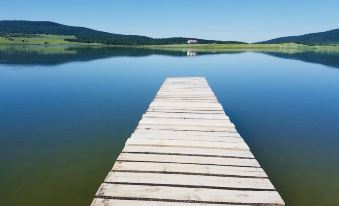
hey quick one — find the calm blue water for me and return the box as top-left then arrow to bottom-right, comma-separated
0,48 -> 338,205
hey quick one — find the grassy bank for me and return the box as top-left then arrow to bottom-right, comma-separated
133,43 -> 339,53
0,34 -> 98,45
1,34 -> 339,53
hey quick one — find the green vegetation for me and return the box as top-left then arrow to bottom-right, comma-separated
1,20 -> 339,48
259,28 -> 339,45
133,43 -> 339,53
0,44 -> 77,55
1,35 -> 339,54
0,20 -> 244,45
0,34 -> 91,45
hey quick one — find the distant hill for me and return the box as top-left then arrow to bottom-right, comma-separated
0,20 -> 245,45
259,28 -> 339,45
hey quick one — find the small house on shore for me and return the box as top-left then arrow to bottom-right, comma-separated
187,39 -> 198,44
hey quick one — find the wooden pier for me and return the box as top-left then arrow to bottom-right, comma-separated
91,77 -> 285,206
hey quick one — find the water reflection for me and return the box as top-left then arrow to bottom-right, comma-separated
1,47 -> 339,206
263,51 -> 339,69
0,45 -> 222,66
1,45 -> 339,69
186,50 -> 197,56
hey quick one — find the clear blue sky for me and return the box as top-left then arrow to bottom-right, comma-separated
1,0 -> 339,42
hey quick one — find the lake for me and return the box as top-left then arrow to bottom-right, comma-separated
0,46 -> 338,206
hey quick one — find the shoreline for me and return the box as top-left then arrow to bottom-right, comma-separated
1,42 -> 339,54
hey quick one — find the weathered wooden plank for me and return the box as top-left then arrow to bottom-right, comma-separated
137,123 -> 235,129
148,107 -> 223,112
133,129 -> 241,137
158,88 -> 213,92
157,91 -> 215,96
146,109 -> 225,114
156,91 -> 215,95
154,98 -> 216,100
139,118 -> 233,127
161,82 -> 207,84
142,112 -> 229,120
104,171 -> 274,190
154,95 -> 218,98
159,87 -> 210,89
92,198 -> 249,206
130,133 -> 243,142
154,95 -> 215,98
156,92 -> 214,95
164,77 -> 206,82
125,138 -> 249,150
129,136 -> 243,143
95,184 -> 285,205
112,161 -> 267,177
136,124 -> 237,132
165,77 -> 206,81
160,85 -> 209,87
149,104 -> 222,111
153,99 -> 219,103
117,153 -> 260,167
122,145 -> 254,158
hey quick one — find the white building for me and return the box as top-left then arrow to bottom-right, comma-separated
187,39 -> 198,44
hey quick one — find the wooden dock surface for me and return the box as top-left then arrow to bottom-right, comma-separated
91,77 -> 285,206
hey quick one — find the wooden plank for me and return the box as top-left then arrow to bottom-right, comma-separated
125,138 -> 250,150
117,153 -> 260,167
112,161 -> 267,177
139,118 -> 233,127
158,88 -> 213,91
122,145 -> 255,158
156,92 -> 216,96
156,91 -> 214,94
155,95 -> 216,98
148,106 -> 223,111
133,129 -> 241,137
92,198 -> 250,206
161,82 -> 207,84
137,122 -> 235,128
129,136 -> 243,143
154,98 -> 216,100
160,85 -> 210,87
104,171 -> 274,190
155,95 -> 215,98
153,99 -> 219,103
136,124 -> 237,132
130,133 -> 243,142
95,184 -> 285,205
157,90 -> 214,93
142,112 -> 229,120
146,109 -> 225,114
164,78 -> 206,82
149,104 -> 222,110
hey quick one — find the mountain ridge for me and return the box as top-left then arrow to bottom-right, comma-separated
1,20 -> 339,46
259,28 -> 339,45
0,20 -> 245,45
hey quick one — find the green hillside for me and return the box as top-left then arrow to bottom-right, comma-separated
0,20 -> 245,45
259,28 -> 339,45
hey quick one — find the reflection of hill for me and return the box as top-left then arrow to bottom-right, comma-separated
263,51 -> 339,69
0,46 -> 178,65
1,45 -> 339,69
0,46 -> 244,66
